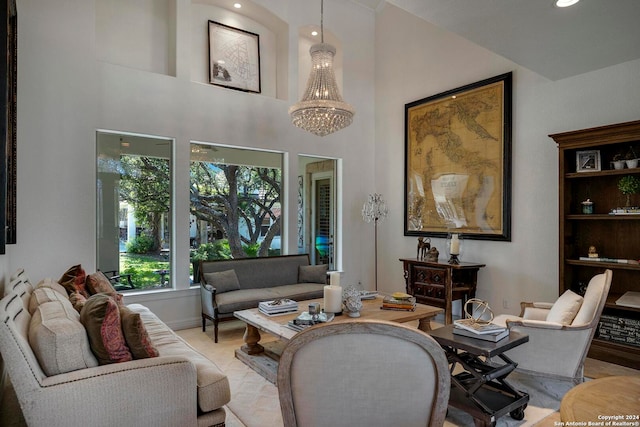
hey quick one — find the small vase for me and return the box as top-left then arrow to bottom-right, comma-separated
342,287 -> 363,317
613,160 -> 626,170
626,159 -> 639,169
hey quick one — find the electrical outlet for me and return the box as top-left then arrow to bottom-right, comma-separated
503,299 -> 509,309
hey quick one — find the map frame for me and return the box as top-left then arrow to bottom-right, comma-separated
404,72 -> 512,241
208,20 -> 261,94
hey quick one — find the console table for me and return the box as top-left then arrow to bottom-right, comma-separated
400,259 -> 485,324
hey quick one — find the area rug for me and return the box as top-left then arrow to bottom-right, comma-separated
177,321 -> 576,427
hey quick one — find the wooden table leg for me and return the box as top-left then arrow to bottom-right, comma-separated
240,324 -> 264,355
417,316 -> 435,332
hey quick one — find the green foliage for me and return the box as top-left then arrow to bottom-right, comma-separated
126,234 -> 155,254
119,155 -> 171,252
120,254 -> 169,290
242,242 -> 260,258
190,241 -> 232,262
618,175 -> 640,195
119,156 -> 171,223
189,161 -> 282,258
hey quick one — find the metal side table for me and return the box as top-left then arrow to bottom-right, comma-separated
428,325 -> 530,427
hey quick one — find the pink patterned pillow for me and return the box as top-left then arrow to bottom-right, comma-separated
119,306 -> 159,359
80,294 -> 132,364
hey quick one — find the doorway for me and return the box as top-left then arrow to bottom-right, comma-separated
298,156 -> 339,270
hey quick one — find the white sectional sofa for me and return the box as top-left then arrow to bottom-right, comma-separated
0,269 -> 230,427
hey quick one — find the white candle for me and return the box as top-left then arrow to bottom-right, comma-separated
324,285 -> 343,313
450,234 -> 460,254
329,271 -> 341,287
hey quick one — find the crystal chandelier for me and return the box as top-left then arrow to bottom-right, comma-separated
288,0 -> 355,137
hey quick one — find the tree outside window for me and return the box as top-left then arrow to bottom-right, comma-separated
189,143 -> 283,281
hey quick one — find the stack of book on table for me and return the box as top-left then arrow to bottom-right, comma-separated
381,293 -> 416,311
286,311 -> 335,332
258,299 -> 298,316
453,318 -> 509,342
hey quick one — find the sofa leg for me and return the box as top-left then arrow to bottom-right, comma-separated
214,318 -> 219,343
202,316 -> 206,332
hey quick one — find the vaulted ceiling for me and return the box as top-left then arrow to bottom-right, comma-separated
353,0 -> 640,81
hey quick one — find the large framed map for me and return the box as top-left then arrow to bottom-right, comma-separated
208,20 -> 260,93
404,72 -> 512,241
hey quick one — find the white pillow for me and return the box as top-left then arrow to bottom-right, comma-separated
29,301 -> 98,376
546,290 -> 584,325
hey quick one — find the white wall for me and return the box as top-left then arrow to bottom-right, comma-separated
5,0 -> 375,328
373,4 -> 640,315
3,0 -> 639,328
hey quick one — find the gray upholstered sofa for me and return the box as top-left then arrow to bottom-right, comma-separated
200,254 -> 327,342
0,269 -> 230,427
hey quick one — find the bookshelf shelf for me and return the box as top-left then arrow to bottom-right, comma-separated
550,120 -> 640,369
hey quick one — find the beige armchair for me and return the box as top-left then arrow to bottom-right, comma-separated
493,269 -> 612,384
277,320 -> 451,427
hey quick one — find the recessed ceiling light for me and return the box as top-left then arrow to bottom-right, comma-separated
555,0 -> 580,7
233,3 -> 241,8
311,30 -> 318,36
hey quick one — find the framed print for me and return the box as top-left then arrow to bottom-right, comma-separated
576,150 -> 601,172
404,72 -> 512,241
208,20 -> 260,93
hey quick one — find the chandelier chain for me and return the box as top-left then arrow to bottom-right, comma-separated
321,0 -> 324,43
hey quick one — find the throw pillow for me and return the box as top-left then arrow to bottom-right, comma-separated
28,287 -> 75,315
119,306 -> 159,359
546,290 -> 584,325
36,279 -> 69,298
58,264 -> 89,298
86,271 -> 118,297
80,293 -> 132,365
29,301 -> 99,376
69,291 -> 87,313
203,270 -> 241,294
298,264 -> 328,284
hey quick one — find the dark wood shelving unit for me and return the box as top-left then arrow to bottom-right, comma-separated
550,120 -> 640,369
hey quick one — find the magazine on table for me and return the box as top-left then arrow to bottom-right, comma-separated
284,311 -> 334,331
452,326 -> 509,342
454,318 -> 507,335
258,307 -> 298,316
258,299 -> 298,314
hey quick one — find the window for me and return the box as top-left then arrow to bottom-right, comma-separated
189,143 -> 283,281
97,131 -> 173,291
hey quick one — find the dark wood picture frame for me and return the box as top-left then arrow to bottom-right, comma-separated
208,20 -> 260,94
0,0 -> 16,254
404,72 -> 512,241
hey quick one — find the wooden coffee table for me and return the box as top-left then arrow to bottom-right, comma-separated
233,295 -> 443,383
